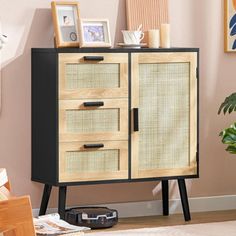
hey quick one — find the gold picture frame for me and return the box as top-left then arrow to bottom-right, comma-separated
79,19 -> 112,48
51,1 -> 80,48
224,0 -> 236,52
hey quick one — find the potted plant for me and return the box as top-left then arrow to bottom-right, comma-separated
218,93 -> 236,153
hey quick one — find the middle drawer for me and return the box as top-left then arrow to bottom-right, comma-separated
59,99 -> 128,142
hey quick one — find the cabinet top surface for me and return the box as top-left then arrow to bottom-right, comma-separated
31,47 -> 199,53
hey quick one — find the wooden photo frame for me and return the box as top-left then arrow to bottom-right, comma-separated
224,0 -> 236,52
51,1 -> 80,48
79,19 -> 112,48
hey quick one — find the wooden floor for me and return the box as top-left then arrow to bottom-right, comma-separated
86,210 -> 236,233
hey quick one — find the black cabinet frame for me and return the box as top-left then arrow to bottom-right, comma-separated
32,47 -> 199,221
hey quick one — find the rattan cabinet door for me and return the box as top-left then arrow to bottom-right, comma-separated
59,141 -> 128,182
59,99 -> 128,142
131,52 -> 198,179
59,53 -> 128,99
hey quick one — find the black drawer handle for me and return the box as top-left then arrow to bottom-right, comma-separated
133,108 -> 139,132
83,56 -> 104,61
83,101 -> 104,107
84,144 -> 104,149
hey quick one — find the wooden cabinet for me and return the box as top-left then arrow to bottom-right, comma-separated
57,53 -> 129,183
31,48 -> 199,221
131,52 -> 197,179
58,53 -> 128,99
59,141 -> 128,182
59,99 -> 128,142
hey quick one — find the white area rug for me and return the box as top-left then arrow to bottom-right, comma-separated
87,221 -> 236,235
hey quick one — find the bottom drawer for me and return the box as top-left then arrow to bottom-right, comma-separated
59,141 -> 128,182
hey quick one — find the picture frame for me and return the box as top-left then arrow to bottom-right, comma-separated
51,1 -> 80,48
79,19 -> 112,48
224,0 -> 236,52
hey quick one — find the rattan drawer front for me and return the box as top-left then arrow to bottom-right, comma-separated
59,53 -> 128,99
59,141 -> 128,182
59,99 -> 128,142
131,53 -> 197,178
65,64 -> 119,89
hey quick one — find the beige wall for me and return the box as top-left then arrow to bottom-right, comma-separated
0,0 -> 236,209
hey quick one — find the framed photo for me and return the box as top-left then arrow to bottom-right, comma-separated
79,19 -> 112,48
224,0 -> 236,52
51,1 -> 80,48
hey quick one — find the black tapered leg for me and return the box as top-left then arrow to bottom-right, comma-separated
162,180 -> 169,216
178,179 -> 191,221
58,186 -> 67,220
39,184 -> 52,216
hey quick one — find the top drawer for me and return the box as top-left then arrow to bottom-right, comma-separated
59,53 -> 128,99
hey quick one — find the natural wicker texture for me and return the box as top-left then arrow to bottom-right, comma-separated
65,64 -> 120,89
138,63 -> 190,170
66,109 -> 120,133
64,150 -> 119,172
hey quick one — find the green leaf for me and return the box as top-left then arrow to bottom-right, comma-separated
223,103 -> 232,114
226,145 -> 236,154
229,104 -> 235,114
218,102 -> 228,114
220,126 -> 236,144
231,123 -> 236,131
222,134 -> 236,144
218,93 -> 236,114
222,135 -> 236,144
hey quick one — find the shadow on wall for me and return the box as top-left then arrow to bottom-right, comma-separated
1,7 -> 161,208
2,5 -> 182,209
114,0 -> 127,44
1,8 -> 54,206
186,0 -> 236,197
24,8 -> 54,50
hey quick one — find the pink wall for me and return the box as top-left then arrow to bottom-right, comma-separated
0,0 -> 236,209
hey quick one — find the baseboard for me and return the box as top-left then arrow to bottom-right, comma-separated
32,195 -> 236,218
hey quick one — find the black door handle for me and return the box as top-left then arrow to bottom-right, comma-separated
84,144 -> 104,149
83,56 -> 104,61
83,101 -> 104,107
133,108 -> 139,132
